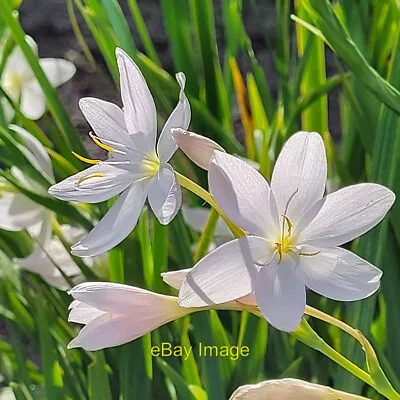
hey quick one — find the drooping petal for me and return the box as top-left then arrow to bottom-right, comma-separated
48,163 -> 136,203
71,181 -> 148,256
0,191 -> 45,231
229,378 -> 360,400
20,81 -> 46,120
181,206 -> 232,238
298,247 -> 382,301
255,259 -> 306,332
79,97 -> 134,149
298,183 -> 395,247
157,73 -> 191,163
39,58 -> 76,87
148,164 -> 181,225
9,124 -> 54,180
179,236 -> 272,307
161,268 -> 192,291
116,48 -> 157,143
172,128 -> 225,170
271,131 -> 327,224
68,301 -> 106,324
209,151 -> 279,238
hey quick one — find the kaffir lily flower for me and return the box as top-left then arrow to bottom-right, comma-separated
0,126 -> 94,288
229,378 -> 368,400
179,131 -> 395,331
48,48 -> 191,257
1,37 -> 76,120
67,282 -> 191,351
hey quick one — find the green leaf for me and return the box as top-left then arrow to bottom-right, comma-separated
157,359 -> 196,400
88,352 -> 112,400
298,0 -> 400,115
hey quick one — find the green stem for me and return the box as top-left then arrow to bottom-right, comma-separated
194,207 -> 219,262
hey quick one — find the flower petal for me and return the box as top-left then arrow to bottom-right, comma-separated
182,206 -> 232,238
79,97 -> 136,149
298,183 -> 395,247
172,128 -> 225,170
255,259 -> 306,331
209,151 -> 279,238
9,124 -> 54,180
68,284 -> 188,350
116,48 -> 157,143
298,247 -> 382,301
271,131 -> 327,225
20,81 -> 46,120
0,192 -> 45,231
69,282 -> 180,314
157,73 -> 191,162
161,268 -> 192,290
229,378 -> 354,400
179,236 -> 271,307
39,58 -> 76,87
71,181 -> 148,256
68,301 -> 106,324
148,164 -> 181,225
48,163 -> 135,203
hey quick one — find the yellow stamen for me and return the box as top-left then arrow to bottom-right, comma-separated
276,243 -> 283,263
72,151 -> 101,165
77,173 -> 105,185
299,251 -> 321,257
91,135 -> 116,152
282,214 -> 293,234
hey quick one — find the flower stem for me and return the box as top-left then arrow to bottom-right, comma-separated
176,172 -> 245,238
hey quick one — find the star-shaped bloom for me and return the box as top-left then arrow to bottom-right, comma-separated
49,48 -> 191,257
179,131 -> 395,331
1,36 -> 76,121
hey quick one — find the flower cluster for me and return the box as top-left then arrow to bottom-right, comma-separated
42,48 -> 395,348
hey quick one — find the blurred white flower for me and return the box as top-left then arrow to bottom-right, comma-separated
49,48 -> 191,257
182,205 -> 233,252
0,126 -> 93,289
1,36 -> 76,120
229,378 -> 369,399
68,282 -> 191,351
179,131 -> 395,331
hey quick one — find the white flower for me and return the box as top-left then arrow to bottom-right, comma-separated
229,378 -> 368,399
15,224 -> 88,290
0,125 -> 53,233
49,48 -> 191,257
67,282 -> 191,351
1,36 -> 76,120
178,131 -> 395,331
0,126 -> 90,289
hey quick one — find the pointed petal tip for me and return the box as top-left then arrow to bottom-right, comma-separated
175,72 -> 186,88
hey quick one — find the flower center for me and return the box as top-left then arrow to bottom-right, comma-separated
5,73 -> 24,93
275,215 -> 295,263
142,152 -> 160,177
